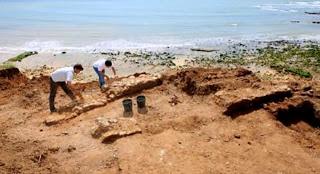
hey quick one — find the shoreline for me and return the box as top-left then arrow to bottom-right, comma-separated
1,39 -> 320,81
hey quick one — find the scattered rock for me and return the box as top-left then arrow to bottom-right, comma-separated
234,133 -> 241,139
168,95 -> 181,106
48,146 -> 60,153
67,145 -> 76,152
191,48 -> 219,52
305,12 -> 320,15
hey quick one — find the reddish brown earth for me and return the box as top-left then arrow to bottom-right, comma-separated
0,67 -> 319,174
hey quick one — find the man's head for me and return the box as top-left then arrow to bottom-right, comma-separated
105,60 -> 112,67
73,64 -> 84,74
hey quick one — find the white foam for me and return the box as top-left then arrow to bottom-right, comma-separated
1,34 -> 320,54
294,1 -> 320,8
82,39 -> 192,52
256,1 -> 320,12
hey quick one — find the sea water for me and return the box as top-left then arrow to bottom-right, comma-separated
0,0 -> 320,53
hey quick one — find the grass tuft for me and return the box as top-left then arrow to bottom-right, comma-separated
7,51 -> 38,62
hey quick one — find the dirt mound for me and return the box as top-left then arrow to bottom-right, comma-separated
166,67 -> 259,95
0,67 -> 20,78
0,68 -> 29,90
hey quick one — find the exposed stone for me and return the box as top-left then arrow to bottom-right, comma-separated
234,133 -> 241,139
91,117 -> 142,143
215,85 -> 292,117
67,145 -> 76,152
82,101 -> 106,111
168,95 -> 182,106
105,73 -> 162,102
102,128 -> 142,143
48,146 -> 60,153
91,117 -> 112,138
72,101 -> 106,115
305,12 -> 320,15
44,114 -> 66,126
190,48 -> 219,52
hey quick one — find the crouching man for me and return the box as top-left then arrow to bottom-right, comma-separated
49,64 -> 84,112
93,59 -> 116,90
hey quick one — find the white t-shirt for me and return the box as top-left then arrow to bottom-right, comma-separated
93,59 -> 112,71
51,67 -> 74,82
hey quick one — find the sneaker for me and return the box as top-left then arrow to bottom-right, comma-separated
100,85 -> 109,92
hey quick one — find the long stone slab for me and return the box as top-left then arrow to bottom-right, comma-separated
105,73 -> 162,102
91,117 -> 142,143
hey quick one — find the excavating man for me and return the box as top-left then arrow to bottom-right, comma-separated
49,64 -> 84,112
93,59 -> 117,90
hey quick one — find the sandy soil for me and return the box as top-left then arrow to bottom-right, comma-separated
0,67 -> 319,174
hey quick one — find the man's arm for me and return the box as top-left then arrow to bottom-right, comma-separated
111,67 -> 116,76
66,81 -> 84,101
99,70 -> 110,80
66,72 -> 76,95
66,81 -> 75,91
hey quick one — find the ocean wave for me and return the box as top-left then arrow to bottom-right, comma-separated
1,35 -> 320,54
255,5 -> 298,13
0,39 -> 193,54
294,1 -> 320,8
256,1 -> 320,12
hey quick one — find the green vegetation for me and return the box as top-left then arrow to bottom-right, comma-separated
0,51 -> 37,71
256,44 -> 319,78
209,43 -> 319,78
284,66 -> 312,78
0,62 -> 15,70
7,51 -> 38,62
